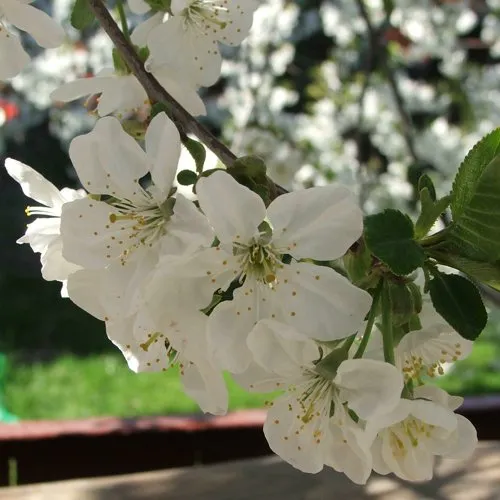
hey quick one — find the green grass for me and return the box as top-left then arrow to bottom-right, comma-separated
4,354 -> 274,420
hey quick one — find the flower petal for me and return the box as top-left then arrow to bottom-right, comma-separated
66,269 -> 107,321
0,29 -> 29,79
5,158 -> 65,209
247,319 -> 320,378
2,0 -> 64,48
51,75 -> 115,104
269,185 -> 362,260
324,420 -> 373,485
196,171 -> 265,244
147,17 -> 222,86
69,117 -> 148,199
145,112 -> 180,194
263,395 -> 325,474
335,359 -> 403,420
276,262 -> 372,341
208,281 -> 263,373
181,361 -> 228,415
131,12 -> 164,45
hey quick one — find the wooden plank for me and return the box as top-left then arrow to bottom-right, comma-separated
1,442 -> 500,499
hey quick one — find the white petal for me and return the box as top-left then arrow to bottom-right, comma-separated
51,76 -> 115,104
232,362 -> 283,393
439,415 -> 477,460
131,12 -> 164,46
324,420 -> 373,485
155,69 -> 206,116
66,269 -> 107,320
0,29 -> 29,79
145,112 -> 180,194
128,0 -> 151,15
40,238 -> 80,282
148,18 -> 222,87
217,0 -> 258,45
335,359 -> 403,420
270,185 -> 363,260
146,246 -> 236,316
20,217 -> 60,252
414,384 -> 464,411
96,75 -> 148,116
263,395 -> 325,474
208,281 -> 262,373
163,194 -> 214,254
69,117 -> 148,199
5,158 -> 64,209
2,0 -> 64,48
410,399 -> 457,432
276,262 -> 372,341
197,171 -> 265,244
247,319 -> 320,377
181,361 -> 228,415
60,198 -> 136,269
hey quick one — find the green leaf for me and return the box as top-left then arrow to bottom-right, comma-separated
177,170 -> 198,186
414,190 -> 451,239
448,152 -> 500,261
418,174 -> 436,201
428,251 -> 500,292
451,128 -> 500,218
428,271 -> 487,341
182,137 -> 206,174
364,209 -> 425,275
70,0 -> 95,30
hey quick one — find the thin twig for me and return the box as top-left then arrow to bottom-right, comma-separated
87,0 -> 237,168
354,0 -> 418,162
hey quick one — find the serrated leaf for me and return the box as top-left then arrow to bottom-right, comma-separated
451,128 -> 500,218
428,251 -> 500,292
364,209 -> 425,275
415,190 -> 451,239
183,137 -> 206,174
428,272 -> 487,341
71,0 -> 94,30
177,169 -> 198,186
448,152 -> 500,261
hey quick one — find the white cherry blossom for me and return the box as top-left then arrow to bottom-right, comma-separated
147,170 -> 372,372
367,385 -> 477,482
238,320 -> 403,482
60,113 -> 213,317
396,301 -> 473,381
51,67 -> 206,117
147,0 -> 259,86
5,158 -> 84,289
107,306 -> 228,415
0,0 -> 65,79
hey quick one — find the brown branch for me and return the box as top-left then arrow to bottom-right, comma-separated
87,0 -> 237,167
87,0 -> 288,197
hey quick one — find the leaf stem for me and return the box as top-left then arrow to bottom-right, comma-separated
116,0 -> 130,42
381,279 -> 396,365
354,279 -> 383,359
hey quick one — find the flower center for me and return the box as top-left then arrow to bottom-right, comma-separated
233,238 -> 282,284
388,417 -> 435,458
108,195 -> 175,264
182,0 -> 229,31
400,339 -> 464,381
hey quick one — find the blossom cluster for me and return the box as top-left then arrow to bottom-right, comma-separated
1,0 -> 482,487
